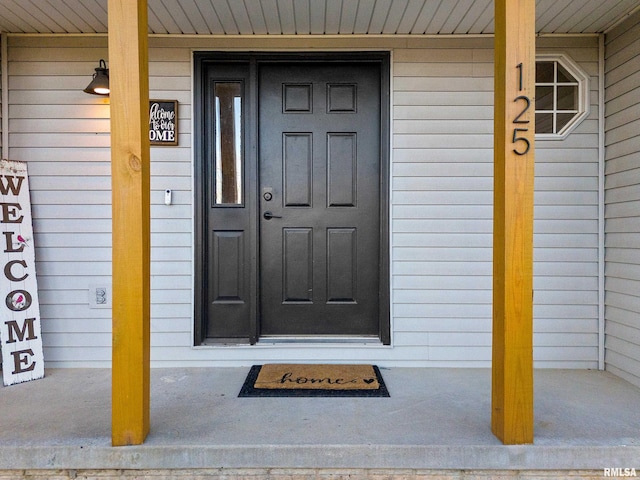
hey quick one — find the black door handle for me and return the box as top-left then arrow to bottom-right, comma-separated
263,211 -> 282,220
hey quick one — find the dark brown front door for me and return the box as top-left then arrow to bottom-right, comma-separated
195,54 -> 389,344
258,62 -> 381,337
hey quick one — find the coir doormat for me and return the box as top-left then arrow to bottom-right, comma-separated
238,364 -> 390,397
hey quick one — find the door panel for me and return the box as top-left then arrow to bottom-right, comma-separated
283,133 -> 312,206
258,62 -> 381,337
211,230 -> 245,302
327,228 -> 357,302
282,227 -> 313,302
327,133 -> 357,206
200,61 -> 254,340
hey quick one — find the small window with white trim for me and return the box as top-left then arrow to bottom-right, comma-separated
535,54 -> 589,139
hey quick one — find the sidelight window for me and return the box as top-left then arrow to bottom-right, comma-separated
214,81 -> 243,205
535,54 -> 589,139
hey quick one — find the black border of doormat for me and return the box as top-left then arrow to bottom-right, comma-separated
238,365 -> 390,397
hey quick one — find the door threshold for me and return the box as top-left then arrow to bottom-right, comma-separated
258,336 -> 382,345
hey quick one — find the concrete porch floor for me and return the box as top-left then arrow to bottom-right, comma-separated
1,367 -> 639,472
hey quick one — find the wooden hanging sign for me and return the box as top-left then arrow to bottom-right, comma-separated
0,160 -> 45,386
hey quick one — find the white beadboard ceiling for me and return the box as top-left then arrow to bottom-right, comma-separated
0,0 -> 638,35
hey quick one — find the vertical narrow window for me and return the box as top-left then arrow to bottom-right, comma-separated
214,82 -> 243,205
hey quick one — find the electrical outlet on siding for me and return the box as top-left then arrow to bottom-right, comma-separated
89,284 -> 112,309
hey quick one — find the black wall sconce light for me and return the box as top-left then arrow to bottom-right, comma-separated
84,59 -> 110,95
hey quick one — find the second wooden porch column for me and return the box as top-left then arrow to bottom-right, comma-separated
108,0 -> 151,446
492,0 -> 535,444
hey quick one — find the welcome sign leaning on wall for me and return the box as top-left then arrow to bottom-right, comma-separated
0,159 -> 44,386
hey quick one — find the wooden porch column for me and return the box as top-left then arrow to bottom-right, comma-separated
108,0 -> 150,446
492,0 -> 536,444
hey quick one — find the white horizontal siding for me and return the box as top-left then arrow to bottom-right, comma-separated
6,35 -> 193,367
604,9 -> 640,388
392,36 -> 600,368
6,34 -> 601,368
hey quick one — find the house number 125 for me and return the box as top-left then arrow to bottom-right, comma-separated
513,63 -> 531,155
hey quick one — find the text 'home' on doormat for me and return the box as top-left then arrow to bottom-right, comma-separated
238,364 -> 390,397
